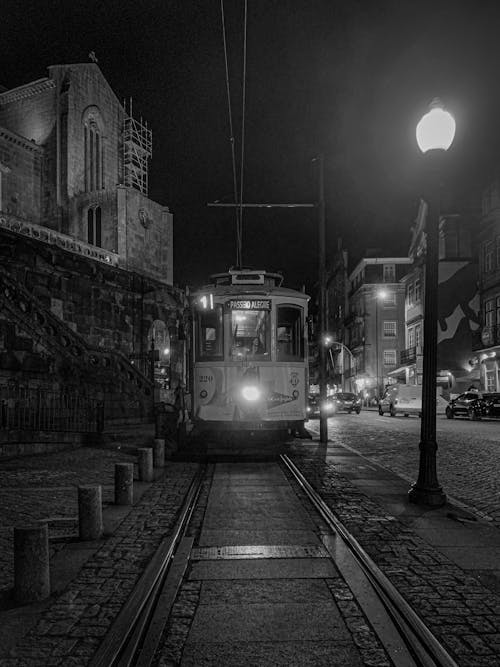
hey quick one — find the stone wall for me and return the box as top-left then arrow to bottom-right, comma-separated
0,227 -> 186,388
0,129 -> 43,221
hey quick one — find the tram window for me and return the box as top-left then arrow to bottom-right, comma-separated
277,305 -> 303,361
230,309 -> 270,360
196,305 -> 223,360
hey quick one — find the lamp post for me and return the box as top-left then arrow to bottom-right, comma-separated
325,337 -> 355,392
315,154 -> 328,444
408,99 -> 455,507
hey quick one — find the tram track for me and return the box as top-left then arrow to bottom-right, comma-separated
89,456 -> 459,667
281,455 -> 458,667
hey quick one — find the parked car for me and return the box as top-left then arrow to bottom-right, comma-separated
378,384 -> 448,417
306,394 -> 335,419
482,393 -> 500,418
332,392 -> 362,414
445,392 -> 487,420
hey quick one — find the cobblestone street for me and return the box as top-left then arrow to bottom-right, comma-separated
307,410 -> 500,524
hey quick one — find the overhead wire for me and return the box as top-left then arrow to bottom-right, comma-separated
220,0 -> 241,267
238,0 -> 248,268
220,0 -> 248,268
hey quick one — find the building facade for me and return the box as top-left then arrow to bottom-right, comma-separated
397,200 -> 480,396
471,179 -> 500,391
345,256 -> 410,403
0,63 -> 173,285
0,63 -> 183,422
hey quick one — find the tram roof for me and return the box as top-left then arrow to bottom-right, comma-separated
192,268 -> 309,300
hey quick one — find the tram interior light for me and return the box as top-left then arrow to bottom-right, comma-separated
242,385 -> 261,402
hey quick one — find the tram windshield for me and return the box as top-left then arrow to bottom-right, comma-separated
277,305 -> 304,361
230,309 -> 270,360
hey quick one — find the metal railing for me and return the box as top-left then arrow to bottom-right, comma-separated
0,386 -> 103,433
400,346 -> 416,365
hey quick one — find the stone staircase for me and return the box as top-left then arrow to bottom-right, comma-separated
0,266 -> 153,425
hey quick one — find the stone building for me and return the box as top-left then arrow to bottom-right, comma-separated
0,62 -> 173,284
345,254 -> 411,403
0,63 -> 184,444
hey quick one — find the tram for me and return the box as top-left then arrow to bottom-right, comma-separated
190,268 -> 309,438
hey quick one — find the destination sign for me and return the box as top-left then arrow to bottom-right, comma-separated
227,299 -> 271,310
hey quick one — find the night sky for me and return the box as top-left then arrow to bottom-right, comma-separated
3,1 -> 500,292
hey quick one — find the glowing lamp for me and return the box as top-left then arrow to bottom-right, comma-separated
242,386 -> 261,402
416,99 -> 456,153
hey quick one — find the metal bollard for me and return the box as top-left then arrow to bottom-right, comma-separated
14,522 -> 50,604
78,485 -> 103,541
138,448 -> 153,482
115,462 -> 134,505
153,438 -> 165,468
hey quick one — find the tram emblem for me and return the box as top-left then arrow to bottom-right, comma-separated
290,372 -> 299,387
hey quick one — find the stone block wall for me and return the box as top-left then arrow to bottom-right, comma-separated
0,129 -> 43,221
0,227 -> 185,386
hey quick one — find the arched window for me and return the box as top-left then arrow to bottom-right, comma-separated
82,107 -> 104,192
87,206 -> 102,247
87,208 -> 94,244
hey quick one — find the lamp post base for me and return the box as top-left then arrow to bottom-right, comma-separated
408,483 -> 446,507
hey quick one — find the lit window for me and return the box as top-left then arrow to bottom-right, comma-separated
276,305 -> 303,361
383,350 -> 397,366
230,308 -> 270,360
414,278 -> 421,303
383,321 -> 397,338
196,305 -> 223,360
383,264 -> 395,282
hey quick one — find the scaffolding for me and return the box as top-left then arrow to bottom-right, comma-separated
123,98 -> 152,196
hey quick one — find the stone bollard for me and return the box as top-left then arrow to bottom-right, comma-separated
153,438 -> 165,468
138,448 -> 153,482
78,485 -> 103,541
14,522 -> 50,604
115,463 -> 134,505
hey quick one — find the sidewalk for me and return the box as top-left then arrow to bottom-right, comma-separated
0,446 -> 199,664
289,434 -> 500,663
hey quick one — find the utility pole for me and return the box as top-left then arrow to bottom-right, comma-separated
316,155 -> 328,444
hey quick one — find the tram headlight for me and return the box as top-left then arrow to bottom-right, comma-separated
241,385 -> 261,402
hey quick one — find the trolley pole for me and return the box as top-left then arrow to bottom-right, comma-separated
317,154 -> 328,444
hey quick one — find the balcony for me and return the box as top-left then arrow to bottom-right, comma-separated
400,346 -> 416,365
472,326 -> 500,351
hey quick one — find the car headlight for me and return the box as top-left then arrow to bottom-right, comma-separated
241,385 -> 261,402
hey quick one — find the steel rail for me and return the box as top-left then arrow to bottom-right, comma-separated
281,454 -> 459,667
90,465 -> 206,667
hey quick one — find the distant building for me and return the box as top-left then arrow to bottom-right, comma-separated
471,179 -> 500,391
345,254 -> 410,402
395,199 -> 479,395
0,62 -> 172,284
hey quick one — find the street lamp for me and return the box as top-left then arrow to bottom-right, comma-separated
315,154 -> 328,444
408,98 -> 455,507
374,289 -> 388,401
324,336 -> 355,392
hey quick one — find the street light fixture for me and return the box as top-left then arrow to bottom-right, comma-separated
315,154 -> 328,444
409,98 -> 455,507
324,336 -> 355,392
374,289 -> 388,401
